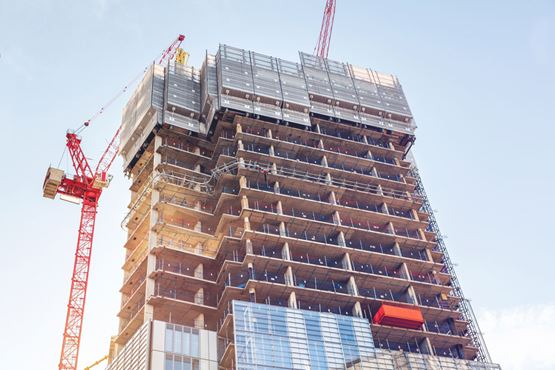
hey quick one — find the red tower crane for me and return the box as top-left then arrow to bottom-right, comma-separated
314,0 -> 336,58
42,34 -> 185,370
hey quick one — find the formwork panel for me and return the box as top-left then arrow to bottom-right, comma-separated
166,63 -> 201,119
120,64 -> 164,169
282,109 -> 310,126
250,50 -> 282,105
220,94 -> 254,114
334,106 -> 361,123
217,45 -> 254,99
349,63 -> 413,119
200,54 -> 219,125
164,110 -> 201,133
277,58 -> 310,112
253,101 -> 283,120
310,101 -> 335,117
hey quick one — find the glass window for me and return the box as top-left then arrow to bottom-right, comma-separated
174,356 -> 183,370
165,354 -> 173,370
191,330 -> 199,356
174,327 -> 182,355
182,356 -> 192,370
192,359 -> 199,370
182,329 -> 191,355
165,326 -> 174,353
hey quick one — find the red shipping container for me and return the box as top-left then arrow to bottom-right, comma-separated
372,304 -> 424,330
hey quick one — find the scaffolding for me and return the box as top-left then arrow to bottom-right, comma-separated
410,165 -> 491,363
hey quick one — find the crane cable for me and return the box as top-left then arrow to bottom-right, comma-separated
74,65 -> 150,134
74,34 -> 185,135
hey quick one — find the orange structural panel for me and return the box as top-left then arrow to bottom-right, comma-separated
372,304 -> 424,330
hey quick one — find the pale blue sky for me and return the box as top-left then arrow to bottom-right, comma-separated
1,1 -> 554,369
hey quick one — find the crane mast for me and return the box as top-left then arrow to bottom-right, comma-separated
314,0 -> 336,58
43,34 -> 185,370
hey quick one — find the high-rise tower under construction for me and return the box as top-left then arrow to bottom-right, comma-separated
107,45 -> 500,370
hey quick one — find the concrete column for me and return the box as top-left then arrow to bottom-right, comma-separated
144,254 -> 156,322
321,155 -> 328,167
194,288 -> 204,305
399,262 -> 411,280
144,135 -> 163,323
420,337 -> 434,355
240,195 -> 249,210
352,301 -> 364,318
266,128 -> 273,139
392,242 -> 402,256
236,123 -> 243,133
194,313 -> 205,329
318,139 -> 325,149
271,163 -> 278,174
238,157 -> 245,168
341,253 -> 352,270
194,221 -> 202,233
284,266 -> 294,286
328,191 -> 337,205
288,291 -> 298,308
376,184 -> 384,196
237,139 -> 244,151
269,144 -> 275,157
245,238 -> 253,254
366,150 -> 373,160
386,221 -> 395,235
194,200 -> 202,211
418,229 -> 427,241
243,216 -> 251,232
194,163 -> 201,173
410,209 -> 420,221
347,276 -> 359,296
281,242 -> 291,260
194,263 -> 203,279
337,231 -> 346,247
248,288 -> 256,302
332,211 -> 342,225
424,249 -> 433,262
194,242 -> 203,254
314,124 -> 321,134
273,181 -> 280,193
381,202 -> 389,215
276,200 -> 283,215
279,221 -> 287,237
406,285 -> 418,305
325,173 -> 332,185
239,175 -> 247,189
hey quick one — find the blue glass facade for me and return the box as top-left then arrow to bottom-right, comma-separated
232,300 -> 375,370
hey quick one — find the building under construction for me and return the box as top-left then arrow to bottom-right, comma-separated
107,45 -> 500,370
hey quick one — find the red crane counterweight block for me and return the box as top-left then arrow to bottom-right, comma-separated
373,304 -> 424,330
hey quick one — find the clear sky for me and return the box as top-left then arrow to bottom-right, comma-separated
1,1 -> 554,369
